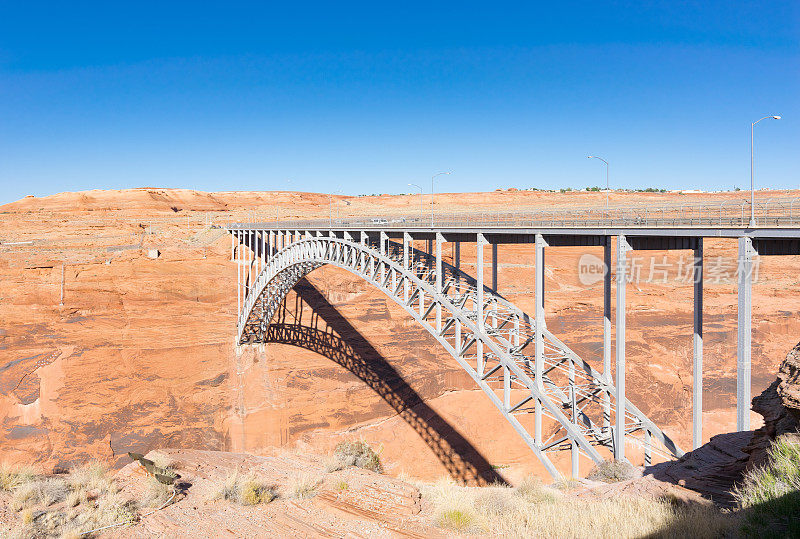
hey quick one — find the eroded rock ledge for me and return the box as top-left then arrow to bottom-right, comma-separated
648,340 -> 800,506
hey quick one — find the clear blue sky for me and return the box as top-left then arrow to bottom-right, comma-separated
1,1 -> 797,204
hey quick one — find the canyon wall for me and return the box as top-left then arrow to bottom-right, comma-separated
2,188 -> 799,483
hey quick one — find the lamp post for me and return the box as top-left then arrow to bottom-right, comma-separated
408,183 -> 423,222
430,171 -> 452,227
750,115 -> 781,227
587,156 -> 610,210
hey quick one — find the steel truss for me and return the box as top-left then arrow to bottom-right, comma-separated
233,231 -> 683,478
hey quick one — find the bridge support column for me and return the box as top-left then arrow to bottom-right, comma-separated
247,229 -> 252,293
253,230 -> 259,275
236,231 -> 241,316
737,236 -> 754,431
262,230 -> 267,274
477,233 -> 487,377
269,230 -> 274,257
403,232 -> 411,302
535,234 -> 547,445
436,233 -> 444,334
454,241 -> 460,283
492,242 -> 498,291
693,239 -> 704,449
603,236 -> 612,434
360,231 -> 367,274
247,230 -> 252,296
615,235 -> 631,461
380,231 -> 388,286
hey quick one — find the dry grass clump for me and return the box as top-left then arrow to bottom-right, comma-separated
421,475 -> 732,538
436,508 -> 476,532
146,451 -> 176,472
586,459 -> 639,483
552,475 -> 582,491
67,461 -> 113,496
423,478 -> 487,534
0,463 -> 36,491
513,476 -> 561,504
215,472 -> 276,506
328,440 -> 383,473
474,487 -> 514,516
734,433 -> 800,537
140,476 -> 176,509
11,477 -> 69,511
4,458 -> 178,538
288,472 -> 322,499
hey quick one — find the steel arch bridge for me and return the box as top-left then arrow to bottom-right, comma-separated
231,229 -> 684,478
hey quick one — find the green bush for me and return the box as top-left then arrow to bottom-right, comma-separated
735,433 -> 800,537
437,508 -> 475,531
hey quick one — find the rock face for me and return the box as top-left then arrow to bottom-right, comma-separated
648,341 -> 800,506
743,341 -> 800,468
777,342 -> 800,414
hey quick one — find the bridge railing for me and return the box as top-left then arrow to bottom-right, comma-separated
237,196 -> 800,229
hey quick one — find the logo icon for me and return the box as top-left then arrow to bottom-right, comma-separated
578,254 -> 607,286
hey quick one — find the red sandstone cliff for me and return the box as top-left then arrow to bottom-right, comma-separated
2,188 -> 799,483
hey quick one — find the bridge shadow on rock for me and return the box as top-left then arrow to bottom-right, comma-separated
267,277 -> 507,486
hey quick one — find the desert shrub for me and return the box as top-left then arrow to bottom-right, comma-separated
323,456 -> 344,473
734,433 -> 800,537
8,478 -> 67,511
331,440 -> 382,473
140,476 -> 175,509
420,473 -> 733,538
2,460 -> 162,539
474,487 -> 514,516
240,479 -> 276,505
66,489 -> 82,508
36,478 -> 69,507
10,482 -> 36,511
67,461 -> 112,494
437,508 -> 476,532
552,474 -> 582,491
91,491 -> 139,528
0,463 -> 36,491
513,476 -> 560,504
216,472 -> 276,505
423,478 -> 486,534
145,451 -> 178,478
586,459 -> 639,483
288,472 -> 322,499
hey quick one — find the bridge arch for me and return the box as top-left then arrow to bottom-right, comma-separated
234,231 -> 682,478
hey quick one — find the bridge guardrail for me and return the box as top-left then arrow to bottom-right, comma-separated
234,196 -> 800,229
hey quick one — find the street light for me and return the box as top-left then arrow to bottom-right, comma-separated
750,115 -> 781,227
431,171 -> 452,227
408,183 -> 423,222
587,156 -> 610,210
